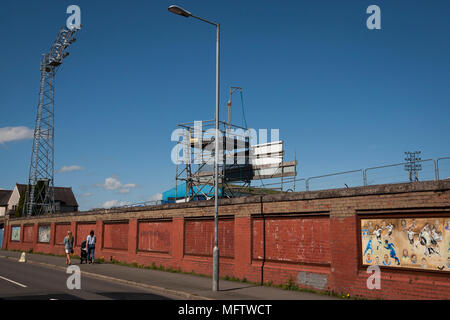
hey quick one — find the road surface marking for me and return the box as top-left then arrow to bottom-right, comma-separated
0,275 -> 28,288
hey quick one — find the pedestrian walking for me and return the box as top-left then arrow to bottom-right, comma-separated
87,230 -> 96,264
64,231 -> 74,265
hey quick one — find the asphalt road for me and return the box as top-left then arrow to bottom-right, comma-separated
0,257 -> 178,300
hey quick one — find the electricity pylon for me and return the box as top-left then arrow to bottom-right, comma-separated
23,25 -> 80,216
404,151 -> 422,182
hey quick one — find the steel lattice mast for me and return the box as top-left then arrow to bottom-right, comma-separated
23,26 -> 80,216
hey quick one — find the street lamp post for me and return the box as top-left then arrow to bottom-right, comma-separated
168,5 -> 221,292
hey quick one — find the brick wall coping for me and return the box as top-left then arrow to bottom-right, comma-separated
6,179 -> 450,223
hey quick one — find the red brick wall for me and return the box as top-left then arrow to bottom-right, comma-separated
103,222 -> 128,250
3,181 -> 450,300
138,220 -> 171,253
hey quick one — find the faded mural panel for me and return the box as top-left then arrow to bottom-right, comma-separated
361,217 -> 450,272
76,223 -> 96,246
252,217 -> 331,265
11,226 -> 20,241
103,223 -> 128,250
138,221 -> 171,253
184,219 -> 234,258
23,225 -> 34,243
38,225 -> 51,243
55,223 -> 70,245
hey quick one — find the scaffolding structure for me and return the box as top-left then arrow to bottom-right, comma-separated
173,119 -> 297,202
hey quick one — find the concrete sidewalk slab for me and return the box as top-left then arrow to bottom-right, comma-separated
0,250 -> 338,300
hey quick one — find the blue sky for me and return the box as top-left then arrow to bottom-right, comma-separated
0,0 -> 449,210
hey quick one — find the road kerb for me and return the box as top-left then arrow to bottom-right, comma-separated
0,254 -> 212,300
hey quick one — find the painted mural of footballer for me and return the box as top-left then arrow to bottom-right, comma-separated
361,217 -> 449,272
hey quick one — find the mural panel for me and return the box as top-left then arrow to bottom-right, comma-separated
38,225 -> 51,243
11,226 -> 21,241
361,217 -> 450,272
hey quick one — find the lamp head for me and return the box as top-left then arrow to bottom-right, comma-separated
168,5 -> 192,18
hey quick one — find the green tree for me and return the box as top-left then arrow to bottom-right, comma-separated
15,188 -> 26,217
17,181 -> 50,216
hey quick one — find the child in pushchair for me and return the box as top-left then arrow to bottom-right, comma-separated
80,240 -> 88,264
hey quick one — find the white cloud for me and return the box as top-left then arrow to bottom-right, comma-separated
0,126 -> 33,144
56,165 -> 85,173
80,192 -> 93,198
102,177 -> 121,190
119,183 -> 137,194
148,193 -> 162,201
96,176 -> 137,194
102,200 -> 131,209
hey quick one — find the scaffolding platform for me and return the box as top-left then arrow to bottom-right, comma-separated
173,119 -> 297,202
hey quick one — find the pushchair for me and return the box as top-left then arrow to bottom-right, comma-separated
80,240 -> 88,264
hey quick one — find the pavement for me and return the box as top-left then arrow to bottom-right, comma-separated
0,249 -> 338,300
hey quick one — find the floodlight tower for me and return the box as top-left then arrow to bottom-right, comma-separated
227,86 -> 242,130
404,151 -> 422,182
23,25 -> 80,216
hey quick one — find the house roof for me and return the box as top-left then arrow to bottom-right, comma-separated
16,184 -> 78,207
0,190 -> 12,206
